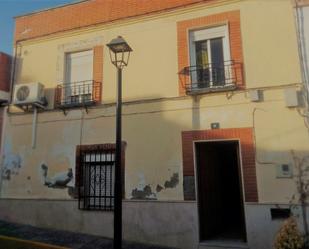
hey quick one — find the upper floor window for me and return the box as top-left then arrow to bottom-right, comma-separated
62,50 -> 94,106
55,47 -> 103,109
188,25 -> 235,91
55,43 -> 103,109
177,11 -> 244,95
66,50 -> 93,83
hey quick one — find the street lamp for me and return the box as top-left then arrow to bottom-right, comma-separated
106,36 -> 132,249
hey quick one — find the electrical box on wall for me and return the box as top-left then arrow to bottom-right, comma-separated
211,122 -> 220,129
249,89 -> 263,102
276,164 -> 293,178
270,208 -> 291,220
284,88 -> 300,107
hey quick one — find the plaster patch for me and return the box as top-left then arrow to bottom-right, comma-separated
57,36 -> 103,83
136,173 -> 146,191
164,173 -> 179,188
21,28 -> 31,35
183,175 -> 196,200
50,127 -> 77,186
130,172 -> 180,200
67,186 -> 77,198
131,185 -> 157,200
156,184 -> 164,192
40,164 -> 73,188
51,143 -> 75,168
2,139 -> 23,180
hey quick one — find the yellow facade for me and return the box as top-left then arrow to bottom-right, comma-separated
1,0 -> 308,205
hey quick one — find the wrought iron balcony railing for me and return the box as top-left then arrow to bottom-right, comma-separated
179,61 -> 243,94
55,80 -> 101,108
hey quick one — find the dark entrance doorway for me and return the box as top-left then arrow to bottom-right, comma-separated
195,140 -> 246,242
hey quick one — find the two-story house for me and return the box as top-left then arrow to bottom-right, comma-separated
0,1 -> 308,249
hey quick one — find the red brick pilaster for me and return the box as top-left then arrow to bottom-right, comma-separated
182,128 -> 258,202
93,45 -> 103,103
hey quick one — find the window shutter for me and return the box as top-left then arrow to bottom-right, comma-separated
66,50 -> 93,83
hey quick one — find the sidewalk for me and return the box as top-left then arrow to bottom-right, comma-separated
0,220 -> 177,249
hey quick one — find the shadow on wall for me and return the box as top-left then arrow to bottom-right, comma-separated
119,95 -> 186,200
1,93 -> 188,200
10,53 -> 56,110
1,90 -> 309,205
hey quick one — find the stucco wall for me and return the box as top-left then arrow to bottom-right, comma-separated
2,86 -> 309,204
13,0 -> 301,103
0,0 -> 308,219
1,1 -> 308,248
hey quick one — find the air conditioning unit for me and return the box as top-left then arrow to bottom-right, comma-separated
13,82 -> 46,106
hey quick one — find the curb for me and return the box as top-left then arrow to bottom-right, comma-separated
0,235 -> 70,249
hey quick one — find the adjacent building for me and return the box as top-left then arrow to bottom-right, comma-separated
0,52 -> 11,159
0,53 -> 11,102
0,0 -> 308,249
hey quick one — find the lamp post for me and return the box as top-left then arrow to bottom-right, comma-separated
107,36 -> 132,249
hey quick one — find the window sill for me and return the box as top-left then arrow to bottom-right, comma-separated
186,84 -> 237,95
57,100 -> 96,109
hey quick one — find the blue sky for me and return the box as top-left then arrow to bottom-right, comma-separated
0,0 -> 74,55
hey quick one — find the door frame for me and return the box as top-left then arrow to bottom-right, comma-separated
193,139 -> 247,242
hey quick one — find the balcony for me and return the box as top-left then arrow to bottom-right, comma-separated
179,61 -> 243,95
55,80 -> 101,108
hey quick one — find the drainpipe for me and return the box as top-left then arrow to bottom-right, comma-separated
294,1 -> 309,108
7,42 -> 19,113
32,107 -> 38,149
293,2 -> 309,243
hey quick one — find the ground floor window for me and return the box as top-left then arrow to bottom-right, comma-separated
77,145 -> 116,211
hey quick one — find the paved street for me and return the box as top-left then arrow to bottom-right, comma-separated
0,220 -> 176,249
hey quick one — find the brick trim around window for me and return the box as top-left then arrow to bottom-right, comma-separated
177,10 -> 244,95
75,142 -> 126,199
182,128 -> 258,202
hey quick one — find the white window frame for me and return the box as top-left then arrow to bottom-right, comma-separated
64,49 -> 94,104
189,25 -> 232,87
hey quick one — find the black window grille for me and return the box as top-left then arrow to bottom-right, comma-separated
78,148 -> 115,211
55,80 -> 101,108
179,60 -> 242,94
